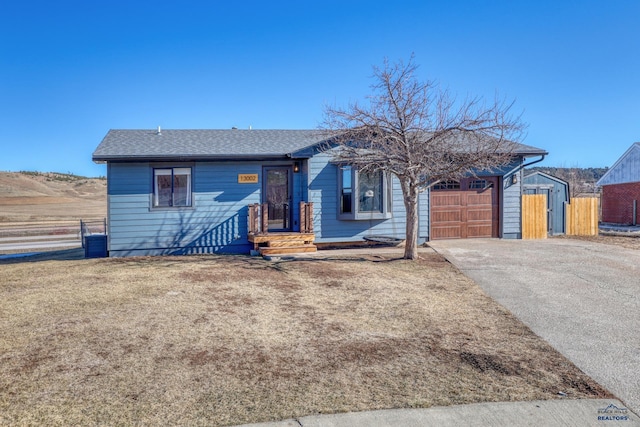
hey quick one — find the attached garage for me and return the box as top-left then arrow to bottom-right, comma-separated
430,177 -> 500,239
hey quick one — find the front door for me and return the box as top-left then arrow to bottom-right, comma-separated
264,167 -> 292,231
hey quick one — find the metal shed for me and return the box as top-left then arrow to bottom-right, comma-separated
523,171 -> 570,235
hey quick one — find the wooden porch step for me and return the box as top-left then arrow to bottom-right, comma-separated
248,232 -> 315,244
259,245 -> 317,256
267,239 -> 308,247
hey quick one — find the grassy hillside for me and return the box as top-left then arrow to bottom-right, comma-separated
0,171 -> 106,224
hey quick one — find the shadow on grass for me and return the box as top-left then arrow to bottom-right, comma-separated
0,248 -> 86,264
0,245 -> 423,267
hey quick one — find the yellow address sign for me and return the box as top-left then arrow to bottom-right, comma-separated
238,174 -> 259,184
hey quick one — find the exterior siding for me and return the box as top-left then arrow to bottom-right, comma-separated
109,156 -> 423,255
307,151 -> 417,243
601,183 -> 640,225
419,187 -> 429,241
106,155 -> 528,256
501,163 -> 524,239
108,162 -> 280,256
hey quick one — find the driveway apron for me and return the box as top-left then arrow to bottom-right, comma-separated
429,238 -> 640,416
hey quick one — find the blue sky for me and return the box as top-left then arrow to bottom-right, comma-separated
1,0 -> 638,177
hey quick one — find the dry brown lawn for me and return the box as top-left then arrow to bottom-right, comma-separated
0,251 -> 610,426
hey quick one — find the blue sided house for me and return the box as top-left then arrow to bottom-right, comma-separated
92,128 -> 547,257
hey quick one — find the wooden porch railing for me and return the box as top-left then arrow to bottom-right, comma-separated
248,202 -> 313,234
300,201 -> 314,233
248,203 -> 267,235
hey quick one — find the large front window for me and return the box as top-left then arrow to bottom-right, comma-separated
358,170 -> 383,213
153,167 -> 192,207
339,166 -> 392,220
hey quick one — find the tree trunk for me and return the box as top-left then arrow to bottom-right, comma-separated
401,179 -> 420,260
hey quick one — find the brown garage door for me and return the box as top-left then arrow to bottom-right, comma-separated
430,177 -> 500,239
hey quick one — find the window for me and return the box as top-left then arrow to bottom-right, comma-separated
432,180 -> 460,190
153,168 -> 192,207
341,166 -> 353,214
339,166 -> 392,220
469,179 -> 489,190
358,170 -> 383,213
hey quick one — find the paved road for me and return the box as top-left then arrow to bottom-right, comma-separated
429,238 -> 640,417
0,239 -> 80,253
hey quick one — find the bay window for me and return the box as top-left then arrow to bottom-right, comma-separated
338,166 -> 392,219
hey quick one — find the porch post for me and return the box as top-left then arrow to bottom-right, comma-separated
261,203 -> 269,234
300,202 -> 307,233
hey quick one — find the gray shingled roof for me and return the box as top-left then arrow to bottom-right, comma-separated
92,129 -> 330,161
93,129 -> 547,162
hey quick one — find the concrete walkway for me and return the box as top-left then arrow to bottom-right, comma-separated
429,238 -> 640,417
237,399 -> 637,426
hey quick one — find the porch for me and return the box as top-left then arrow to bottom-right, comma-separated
247,202 -> 316,255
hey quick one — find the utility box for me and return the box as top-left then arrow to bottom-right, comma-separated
84,234 -> 108,258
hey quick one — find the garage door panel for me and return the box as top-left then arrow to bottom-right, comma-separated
431,177 -> 499,240
431,225 -> 463,239
432,209 -> 463,222
467,193 -> 492,205
467,224 -> 493,238
467,208 -> 492,221
432,194 -> 462,207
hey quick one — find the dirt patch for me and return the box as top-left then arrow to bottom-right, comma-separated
557,233 -> 640,250
0,253 -> 611,426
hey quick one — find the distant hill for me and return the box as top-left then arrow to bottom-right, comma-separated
0,171 -> 106,223
525,167 -> 608,196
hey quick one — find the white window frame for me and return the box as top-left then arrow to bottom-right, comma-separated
338,165 -> 392,220
153,167 -> 192,208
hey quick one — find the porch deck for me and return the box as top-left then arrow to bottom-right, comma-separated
248,232 -> 316,255
247,202 -> 316,256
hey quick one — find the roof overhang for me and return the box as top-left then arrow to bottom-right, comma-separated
92,154 -> 298,163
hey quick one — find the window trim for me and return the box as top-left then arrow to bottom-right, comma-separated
152,166 -> 193,209
338,165 -> 392,220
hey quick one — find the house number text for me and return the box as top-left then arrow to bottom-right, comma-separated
238,174 -> 259,184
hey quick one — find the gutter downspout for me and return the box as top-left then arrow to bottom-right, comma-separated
520,154 -> 547,171
513,153 -> 547,187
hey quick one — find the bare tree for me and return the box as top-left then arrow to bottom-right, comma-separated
322,56 -> 526,259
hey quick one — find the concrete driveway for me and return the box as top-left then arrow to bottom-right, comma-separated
429,238 -> 640,416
